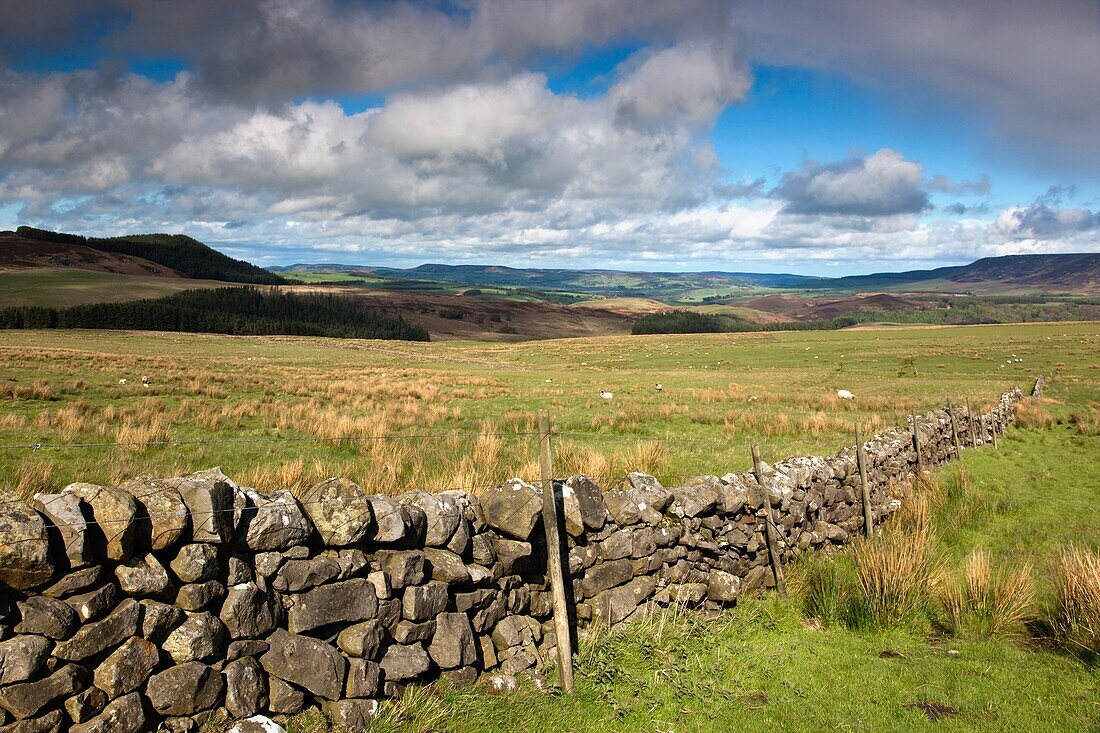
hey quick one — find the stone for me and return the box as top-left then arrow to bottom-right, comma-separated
287,578 -> 377,634
163,612 -> 226,663
33,492 -> 91,568
379,644 -> 430,681
671,477 -> 720,518
146,662 -> 224,717
598,529 -> 633,561
479,479 -> 542,540
118,475 -> 189,551
707,569 -> 741,603
114,553 -> 171,597
401,491 -> 461,547
579,558 -> 633,598
0,636 -> 51,686
402,582 -> 448,622
492,538 -> 532,575
169,544 -> 219,584
0,711 -> 60,733
470,534 -> 496,566
220,580 -> 280,639
0,663 -> 84,719
273,557 -> 341,593
393,620 -> 435,644
64,583 -> 119,622
260,629 -> 345,700
224,657 -> 266,719
266,677 -> 304,715
366,570 -> 391,600
93,637 -> 158,698
14,596 -> 78,639
490,616 -> 541,651
428,612 -> 477,670
227,716 -> 286,733
227,640 -> 269,661
376,598 -> 401,630
590,576 -> 656,626
299,477 -> 373,546
422,548 -> 469,583
62,483 -> 137,562
165,468 -> 236,543
239,489 -> 311,551
253,552 -> 283,579
719,477 -> 750,515
0,495 -> 54,590
377,551 -> 425,591
334,549 -> 368,579
227,554 -> 253,585
175,580 -> 226,611
603,490 -> 643,526
345,658 -> 381,698
140,599 -> 184,643
561,475 -> 608,536
446,517 -> 471,555
336,620 -> 384,658
321,699 -> 379,732
41,566 -> 103,599
64,687 -> 107,724
70,692 -> 144,733
364,495 -> 408,543
53,599 -> 140,661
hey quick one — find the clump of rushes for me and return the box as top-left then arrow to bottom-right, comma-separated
851,522 -> 943,628
939,548 -> 1035,639
1050,546 -> 1100,658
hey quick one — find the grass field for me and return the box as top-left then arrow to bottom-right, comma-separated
0,268 -> 235,307
1,322 -> 1097,732
0,322 -> 1096,497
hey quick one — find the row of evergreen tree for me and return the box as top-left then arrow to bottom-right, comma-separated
16,226 -> 289,285
0,287 -> 430,341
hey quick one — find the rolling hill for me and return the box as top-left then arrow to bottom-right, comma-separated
15,226 -> 289,285
814,253 -> 1100,295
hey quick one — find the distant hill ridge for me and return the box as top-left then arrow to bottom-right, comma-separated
16,226 -> 288,285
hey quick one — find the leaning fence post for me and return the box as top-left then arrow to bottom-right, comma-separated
966,397 -> 977,447
948,400 -> 961,459
855,425 -> 872,538
910,412 -> 924,474
751,443 -> 787,597
537,410 -> 574,693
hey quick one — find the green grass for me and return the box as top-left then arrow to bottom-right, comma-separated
0,269 -> 234,307
0,322 -> 1096,494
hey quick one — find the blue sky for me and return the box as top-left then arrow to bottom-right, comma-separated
0,0 -> 1097,275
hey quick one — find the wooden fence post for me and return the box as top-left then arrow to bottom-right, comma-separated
751,444 -> 787,597
910,412 -> 924,474
538,410 -> 574,693
855,425 -> 872,538
948,400 -> 961,459
966,397 -> 977,447
991,405 -> 999,449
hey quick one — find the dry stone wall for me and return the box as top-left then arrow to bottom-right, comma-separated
0,390 -> 1022,732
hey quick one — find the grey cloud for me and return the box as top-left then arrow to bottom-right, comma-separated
774,149 -> 930,216
732,0 -> 1100,171
994,203 -> 1100,240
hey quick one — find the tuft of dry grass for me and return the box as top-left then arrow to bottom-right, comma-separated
940,548 -> 1035,639
115,413 -> 172,448
852,522 -> 943,627
1050,546 -> 1100,656
13,455 -> 55,499
1064,403 -> 1100,436
1014,398 -> 1054,429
